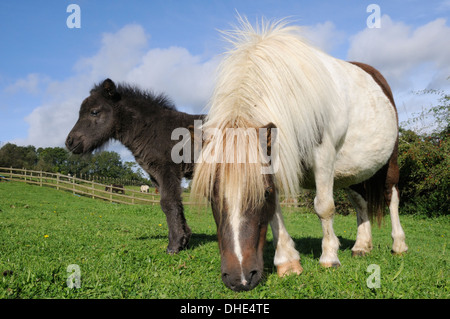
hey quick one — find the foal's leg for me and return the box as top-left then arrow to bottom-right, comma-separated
158,171 -> 191,254
270,199 -> 303,277
346,188 -> 373,256
313,142 -> 341,267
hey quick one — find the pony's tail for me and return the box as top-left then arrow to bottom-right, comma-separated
365,164 -> 388,227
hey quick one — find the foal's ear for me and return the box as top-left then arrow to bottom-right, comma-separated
260,122 -> 277,156
101,79 -> 121,101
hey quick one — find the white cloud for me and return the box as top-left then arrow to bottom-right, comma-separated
5,73 -> 50,94
347,15 -> 450,122
15,24 -> 218,149
74,24 -> 149,81
301,21 -> 346,54
126,46 -> 218,114
347,15 -> 450,92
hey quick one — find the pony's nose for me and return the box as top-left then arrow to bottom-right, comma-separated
222,269 -> 261,292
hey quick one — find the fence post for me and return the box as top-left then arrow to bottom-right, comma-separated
40,171 -> 43,187
92,180 -> 95,199
73,174 -> 76,194
57,173 -> 60,190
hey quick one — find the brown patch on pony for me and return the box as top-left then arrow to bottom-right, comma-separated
349,62 -> 397,121
348,61 -> 400,226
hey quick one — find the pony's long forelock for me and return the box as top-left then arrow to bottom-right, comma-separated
191,17 -> 340,212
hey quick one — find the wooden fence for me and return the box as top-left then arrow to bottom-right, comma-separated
0,167 -> 169,205
0,167 -> 300,208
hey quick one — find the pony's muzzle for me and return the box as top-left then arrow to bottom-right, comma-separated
221,269 -> 262,291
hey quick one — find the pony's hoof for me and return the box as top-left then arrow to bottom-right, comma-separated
352,250 -> 369,257
392,242 -> 408,255
277,260 -> 303,277
391,249 -> 408,256
320,261 -> 341,268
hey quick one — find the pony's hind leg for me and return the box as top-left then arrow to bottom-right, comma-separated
346,188 -> 373,256
384,148 -> 408,254
387,186 -> 408,254
270,200 -> 303,277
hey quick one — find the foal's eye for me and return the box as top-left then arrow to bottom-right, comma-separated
90,110 -> 100,117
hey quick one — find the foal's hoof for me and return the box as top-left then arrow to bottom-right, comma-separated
166,228 -> 192,254
277,260 -> 303,277
166,237 -> 191,254
166,247 -> 182,255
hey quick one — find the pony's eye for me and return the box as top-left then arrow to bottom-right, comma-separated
90,110 -> 100,117
264,186 -> 273,199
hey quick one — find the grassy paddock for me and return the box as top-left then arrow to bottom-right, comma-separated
0,182 -> 448,299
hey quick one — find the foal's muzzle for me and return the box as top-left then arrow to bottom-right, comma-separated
65,134 -> 83,154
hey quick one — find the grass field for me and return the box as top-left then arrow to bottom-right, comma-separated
0,182 -> 448,299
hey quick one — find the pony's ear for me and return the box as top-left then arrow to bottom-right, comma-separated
260,122 -> 277,156
101,79 -> 121,101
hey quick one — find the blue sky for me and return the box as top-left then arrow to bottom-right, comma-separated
1,0 -> 449,159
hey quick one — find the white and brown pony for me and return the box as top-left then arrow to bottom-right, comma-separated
191,18 -> 408,291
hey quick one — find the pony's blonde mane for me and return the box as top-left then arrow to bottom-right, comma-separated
191,17 -> 339,211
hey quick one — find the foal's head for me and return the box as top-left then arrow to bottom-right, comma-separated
66,79 -> 120,154
192,122 -> 278,291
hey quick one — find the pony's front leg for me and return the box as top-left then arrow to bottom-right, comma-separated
270,200 -> 303,277
313,142 -> 341,268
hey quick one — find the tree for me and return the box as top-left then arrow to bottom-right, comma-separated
88,151 -> 124,178
0,143 -> 37,169
36,147 -> 69,173
398,89 -> 449,217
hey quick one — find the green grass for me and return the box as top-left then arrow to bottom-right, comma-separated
0,182 -> 448,299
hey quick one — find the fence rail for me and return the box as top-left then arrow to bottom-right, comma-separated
0,166 -> 170,205
0,167 -> 300,208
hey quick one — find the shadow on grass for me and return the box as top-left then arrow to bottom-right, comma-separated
136,233 -> 217,250
138,232 -> 355,276
263,236 -> 355,273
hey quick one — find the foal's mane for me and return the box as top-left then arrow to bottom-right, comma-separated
191,17 -> 340,212
92,82 -> 177,111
